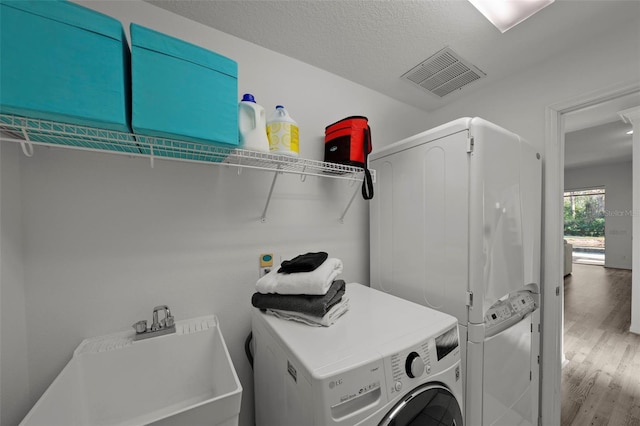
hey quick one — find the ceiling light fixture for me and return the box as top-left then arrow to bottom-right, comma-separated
627,130 -> 634,135
468,0 -> 555,33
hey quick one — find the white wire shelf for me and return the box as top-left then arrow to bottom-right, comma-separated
0,113 -> 371,180
0,113 -> 374,222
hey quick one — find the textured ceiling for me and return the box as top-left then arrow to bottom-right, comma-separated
144,0 -> 639,169
146,0 -> 640,113
565,121 -> 633,170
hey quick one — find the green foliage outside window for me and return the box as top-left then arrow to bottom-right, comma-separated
564,189 -> 605,237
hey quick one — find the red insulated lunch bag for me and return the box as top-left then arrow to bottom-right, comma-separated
324,116 -> 374,200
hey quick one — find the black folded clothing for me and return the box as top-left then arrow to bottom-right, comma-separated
278,251 -> 328,274
251,280 -> 345,317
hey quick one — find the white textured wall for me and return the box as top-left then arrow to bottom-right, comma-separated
565,161 -> 633,270
0,143 -> 30,426
1,1 -> 428,425
620,107 -> 640,335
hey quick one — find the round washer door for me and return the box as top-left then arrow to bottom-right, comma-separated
379,383 -> 463,426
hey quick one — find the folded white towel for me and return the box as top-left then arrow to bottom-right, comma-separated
268,297 -> 350,327
256,258 -> 343,295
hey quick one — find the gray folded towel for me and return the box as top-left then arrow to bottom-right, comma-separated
251,280 -> 345,317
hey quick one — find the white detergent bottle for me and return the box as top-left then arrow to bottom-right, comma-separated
267,105 -> 299,157
238,93 -> 270,152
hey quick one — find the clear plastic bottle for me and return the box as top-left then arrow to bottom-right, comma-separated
267,105 -> 299,157
238,93 -> 270,152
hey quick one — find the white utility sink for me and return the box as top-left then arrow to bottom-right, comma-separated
20,315 -> 242,426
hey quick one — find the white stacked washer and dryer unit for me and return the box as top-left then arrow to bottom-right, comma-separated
252,282 -> 464,425
370,117 -> 542,426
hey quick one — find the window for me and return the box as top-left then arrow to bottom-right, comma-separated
564,188 -> 605,265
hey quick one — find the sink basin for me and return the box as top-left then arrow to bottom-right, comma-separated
20,315 -> 242,426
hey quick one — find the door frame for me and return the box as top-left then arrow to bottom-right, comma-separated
541,80 -> 640,426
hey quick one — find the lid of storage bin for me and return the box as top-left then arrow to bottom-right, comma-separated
1,0 -> 125,42
130,24 -> 237,78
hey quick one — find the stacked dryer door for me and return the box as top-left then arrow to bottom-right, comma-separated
370,117 -> 474,399
370,117 -> 472,339
370,117 -> 542,426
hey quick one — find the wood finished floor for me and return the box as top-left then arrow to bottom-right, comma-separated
562,263 -> 640,426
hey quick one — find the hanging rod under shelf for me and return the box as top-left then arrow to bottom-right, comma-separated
0,113 -> 375,182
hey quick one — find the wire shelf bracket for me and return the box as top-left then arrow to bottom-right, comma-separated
261,170 -> 281,222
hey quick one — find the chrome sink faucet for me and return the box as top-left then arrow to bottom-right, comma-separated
152,305 -> 174,330
133,305 -> 176,341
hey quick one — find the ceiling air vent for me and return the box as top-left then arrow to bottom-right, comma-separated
402,47 -> 486,98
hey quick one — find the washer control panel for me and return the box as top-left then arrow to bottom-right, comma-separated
388,339 -> 431,396
326,324 -> 460,419
405,351 -> 425,378
385,324 -> 459,397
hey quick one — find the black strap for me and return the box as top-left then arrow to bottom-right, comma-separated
361,126 -> 374,200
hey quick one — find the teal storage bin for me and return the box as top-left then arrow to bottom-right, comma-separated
0,0 -> 132,136
130,24 -> 238,161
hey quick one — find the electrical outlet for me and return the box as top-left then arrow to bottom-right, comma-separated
259,253 -> 274,277
260,266 -> 272,277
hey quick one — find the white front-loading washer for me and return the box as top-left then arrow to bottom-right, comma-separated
252,283 -> 464,426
